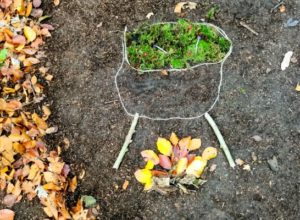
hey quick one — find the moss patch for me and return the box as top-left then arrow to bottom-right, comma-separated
126,19 -> 231,70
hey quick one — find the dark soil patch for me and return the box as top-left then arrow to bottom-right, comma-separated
4,0 -> 300,219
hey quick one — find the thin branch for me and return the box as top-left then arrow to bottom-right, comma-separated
205,113 -> 235,168
113,113 -> 139,169
240,21 -> 259,36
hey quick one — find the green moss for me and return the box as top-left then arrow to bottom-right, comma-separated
126,19 -> 231,71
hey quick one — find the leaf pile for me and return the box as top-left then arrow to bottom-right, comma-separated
126,19 -> 231,70
0,1 -> 96,219
135,133 -> 218,194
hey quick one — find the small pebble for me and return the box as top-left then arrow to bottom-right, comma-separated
267,156 -> 279,172
252,135 -> 262,142
291,57 -> 298,64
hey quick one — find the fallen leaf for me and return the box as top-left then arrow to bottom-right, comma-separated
24,26 -> 37,42
3,194 -> 17,208
174,2 -> 187,14
209,164 -> 217,172
141,150 -> 159,165
174,2 -> 197,13
186,156 -> 207,177
0,209 -> 15,220
161,69 -> 168,76
159,154 -> 172,170
178,136 -> 191,149
176,157 -> 188,175
146,12 -> 154,19
202,147 -> 217,160
157,138 -> 172,156
187,2 -> 197,10
235,158 -> 245,166
69,176 -> 77,192
134,169 -> 152,184
33,0 -> 41,8
169,132 -> 179,146
243,164 -> 251,171
295,83 -> 300,92
188,138 -> 201,151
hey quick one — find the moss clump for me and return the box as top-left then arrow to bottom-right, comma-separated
126,19 -> 231,70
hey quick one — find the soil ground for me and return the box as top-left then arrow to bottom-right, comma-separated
3,0 -> 300,219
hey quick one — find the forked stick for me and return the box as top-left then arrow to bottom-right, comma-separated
113,113 -> 139,169
205,113 -> 235,168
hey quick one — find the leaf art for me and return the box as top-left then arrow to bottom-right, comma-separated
0,0 -> 97,219
135,133 -> 218,194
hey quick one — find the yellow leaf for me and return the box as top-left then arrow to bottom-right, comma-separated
3,87 -> 16,94
141,150 -> 159,165
28,164 -> 39,180
178,136 -> 191,149
134,169 -> 152,184
186,156 -> 207,178
295,83 -> 300,92
0,136 -> 13,152
145,160 -> 154,170
176,157 -> 188,175
188,138 -> 201,151
202,147 -> 218,160
157,137 -> 172,156
24,26 -> 37,42
144,179 -> 153,191
32,113 -> 48,130
169,132 -> 179,146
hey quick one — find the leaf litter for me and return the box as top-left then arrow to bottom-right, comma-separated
0,0 -> 97,219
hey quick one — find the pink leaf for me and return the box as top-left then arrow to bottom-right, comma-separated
3,195 -> 17,208
33,0 -> 41,8
12,35 -> 26,45
159,154 -> 172,170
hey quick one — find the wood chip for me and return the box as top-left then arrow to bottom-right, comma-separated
122,180 -> 129,190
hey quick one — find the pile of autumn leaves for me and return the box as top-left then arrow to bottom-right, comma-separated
135,133 -> 217,192
0,1 -> 95,220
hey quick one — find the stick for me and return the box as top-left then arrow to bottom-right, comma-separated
113,113 -> 139,169
240,21 -> 259,36
204,113 -> 235,168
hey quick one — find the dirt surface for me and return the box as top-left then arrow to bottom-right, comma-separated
6,0 -> 300,219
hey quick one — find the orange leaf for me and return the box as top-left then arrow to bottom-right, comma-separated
0,209 -> 15,220
178,136 -> 191,149
176,157 -> 188,175
169,132 -> 179,146
202,147 -> 218,160
69,176 -> 77,192
188,138 -> 201,151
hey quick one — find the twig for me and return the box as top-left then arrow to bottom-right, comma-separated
113,113 -> 139,169
153,45 -> 168,54
204,113 -> 235,168
240,21 -> 259,36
